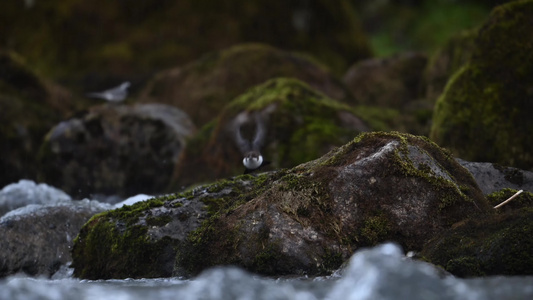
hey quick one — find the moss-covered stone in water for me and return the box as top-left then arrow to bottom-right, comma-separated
430,0 -> 533,170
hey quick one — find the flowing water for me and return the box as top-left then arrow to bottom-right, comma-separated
1,243 -> 532,300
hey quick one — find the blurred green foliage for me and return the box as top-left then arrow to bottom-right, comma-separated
353,0 -> 494,56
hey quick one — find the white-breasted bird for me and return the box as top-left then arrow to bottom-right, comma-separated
86,81 -> 130,102
231,110 -> 270,174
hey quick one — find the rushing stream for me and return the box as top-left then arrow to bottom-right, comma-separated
1,243 -> 532,300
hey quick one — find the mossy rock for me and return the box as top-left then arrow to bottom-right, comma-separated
430,0 -> 533,170
177,131 -> 490,277
72,131 -> 491,279
0,0 -> 371,86
0,51 -> 87,187
420,207 -> 533,277
169,77 -> 368,187
140,44 -> 355,127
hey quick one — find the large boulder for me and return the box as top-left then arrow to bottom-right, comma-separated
169,77 -> 368,187
430,0 -> 533,170
0,52 -> 86,187
38,103 -> 195,198
71,132 -> 490,279
0,0 -> 371,86
139,44 -> 355,127
0,199 -> 110,278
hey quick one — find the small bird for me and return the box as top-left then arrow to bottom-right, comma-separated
86,81 -> 130,102
243,150 -> 264,174
232,110 -> 270,174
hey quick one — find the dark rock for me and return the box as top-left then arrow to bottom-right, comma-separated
38,103 -> 195,198
430,1 -> 533,170
0,200 -> 109,278
169,77 -> 369,188
72,132 -> 490,279
456,158 -> 533,195
139,44 -> 355,127
420,207 -> 533,277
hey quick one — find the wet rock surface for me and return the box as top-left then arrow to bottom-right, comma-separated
0,200 -> 109,278
38,103 -> 195,198
72,132 -> 491,279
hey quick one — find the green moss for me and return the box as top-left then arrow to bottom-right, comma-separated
319,248 -> 344,273
72,214 -> 175,279
103,197 -> 164,226
360,214 -> 392,245
251,243 -> 284,275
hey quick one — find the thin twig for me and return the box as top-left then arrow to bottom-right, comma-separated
494,190 -> 523,209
